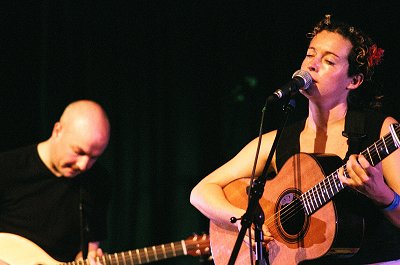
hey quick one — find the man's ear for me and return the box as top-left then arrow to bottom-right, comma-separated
347,73 -> 364,90
52,122 -> 62,137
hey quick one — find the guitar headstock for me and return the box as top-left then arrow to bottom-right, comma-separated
184,233 -> 210,257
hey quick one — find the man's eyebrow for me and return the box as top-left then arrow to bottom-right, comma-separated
72,146 -> 90,156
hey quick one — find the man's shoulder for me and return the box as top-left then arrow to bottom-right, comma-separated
0,145 -> 37,164
0,144 -> 41,187
0,144 -> 36,155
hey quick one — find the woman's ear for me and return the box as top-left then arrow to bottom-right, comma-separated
347,73 -> 364,90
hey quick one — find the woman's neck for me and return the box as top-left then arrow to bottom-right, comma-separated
307,102 -> 348,132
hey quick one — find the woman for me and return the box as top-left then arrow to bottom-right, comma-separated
190,15 -> 400,264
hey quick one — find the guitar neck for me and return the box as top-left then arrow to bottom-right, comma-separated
61,241 -> 186,265
0,232 -> 209,265
99,240 -> 187,264
65,233 -> 210,265
302,123 -> 400,216
360,123 -> 400,167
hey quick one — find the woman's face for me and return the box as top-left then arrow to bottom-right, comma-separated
300,30 -> 356,104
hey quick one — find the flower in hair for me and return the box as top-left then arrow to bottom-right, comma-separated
368,44 -> 384,67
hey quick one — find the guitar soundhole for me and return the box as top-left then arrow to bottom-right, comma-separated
275,188 -> 310,243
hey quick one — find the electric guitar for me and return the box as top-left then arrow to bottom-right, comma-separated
0,232 -> 210,265
210,123 -> 400,265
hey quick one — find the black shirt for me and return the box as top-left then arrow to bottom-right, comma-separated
0,145 -> 111,262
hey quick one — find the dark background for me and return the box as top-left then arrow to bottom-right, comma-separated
2,1 -> 400,264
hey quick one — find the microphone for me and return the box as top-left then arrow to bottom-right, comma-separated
267,70 -> 312,103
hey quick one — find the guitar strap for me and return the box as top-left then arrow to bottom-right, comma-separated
342,110 -> 367,161
79,182 -> 89,258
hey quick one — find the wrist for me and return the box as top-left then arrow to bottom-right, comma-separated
381,191 -> 400,212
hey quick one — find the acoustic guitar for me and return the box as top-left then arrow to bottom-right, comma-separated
0,232 -> 210,265
210,123 -> 400,265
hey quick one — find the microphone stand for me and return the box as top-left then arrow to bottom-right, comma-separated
228,97 -> 296,265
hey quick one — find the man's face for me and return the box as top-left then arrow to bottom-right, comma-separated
50,121 -> 109,178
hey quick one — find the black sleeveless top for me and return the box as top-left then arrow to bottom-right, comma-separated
275,111 -> 400,264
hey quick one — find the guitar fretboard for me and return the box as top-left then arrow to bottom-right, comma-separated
301,123 -> 400,216
100,241 -> 186,265
62,241 -> 186,265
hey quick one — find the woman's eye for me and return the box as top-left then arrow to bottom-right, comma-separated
325,59 -> 335,65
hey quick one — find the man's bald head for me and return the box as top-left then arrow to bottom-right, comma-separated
59,100 -> 110,145
40,100 -> 111,177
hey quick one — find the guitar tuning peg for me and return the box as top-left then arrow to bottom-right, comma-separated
192,232 -> 208,240
198,253 -> 214,264
192,233 -> 199,241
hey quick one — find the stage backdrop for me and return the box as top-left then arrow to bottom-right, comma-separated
2,1 -> 400,264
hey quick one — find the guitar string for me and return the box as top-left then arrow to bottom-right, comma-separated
261,131 -> 396,238
266,134 -> 391,234
264,133 -> 394,236
262,167 -> 343,237
66,243 -> 183,265
97,245 -> 185,264
91,239 -> 209,265
71,236 -> 210,265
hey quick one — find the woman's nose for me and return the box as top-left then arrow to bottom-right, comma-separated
307,57 -> 319,72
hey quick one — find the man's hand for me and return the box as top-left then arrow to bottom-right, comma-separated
87,242 -> 103,265
76,241 -> 104,265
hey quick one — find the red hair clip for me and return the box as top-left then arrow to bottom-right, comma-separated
368,44 -> 384,67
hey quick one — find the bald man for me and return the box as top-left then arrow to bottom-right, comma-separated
0,100 -> 111,264
39,100 -> 110,178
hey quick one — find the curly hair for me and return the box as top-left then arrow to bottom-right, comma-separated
308,14 -> 385,110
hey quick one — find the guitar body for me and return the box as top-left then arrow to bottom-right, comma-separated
209,178 -> 256,265
210,153 -> 364,265
0,233 -> 59,265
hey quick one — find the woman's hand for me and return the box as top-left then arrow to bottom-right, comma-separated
237,222 -> 274,251
339,154 -> 393,206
